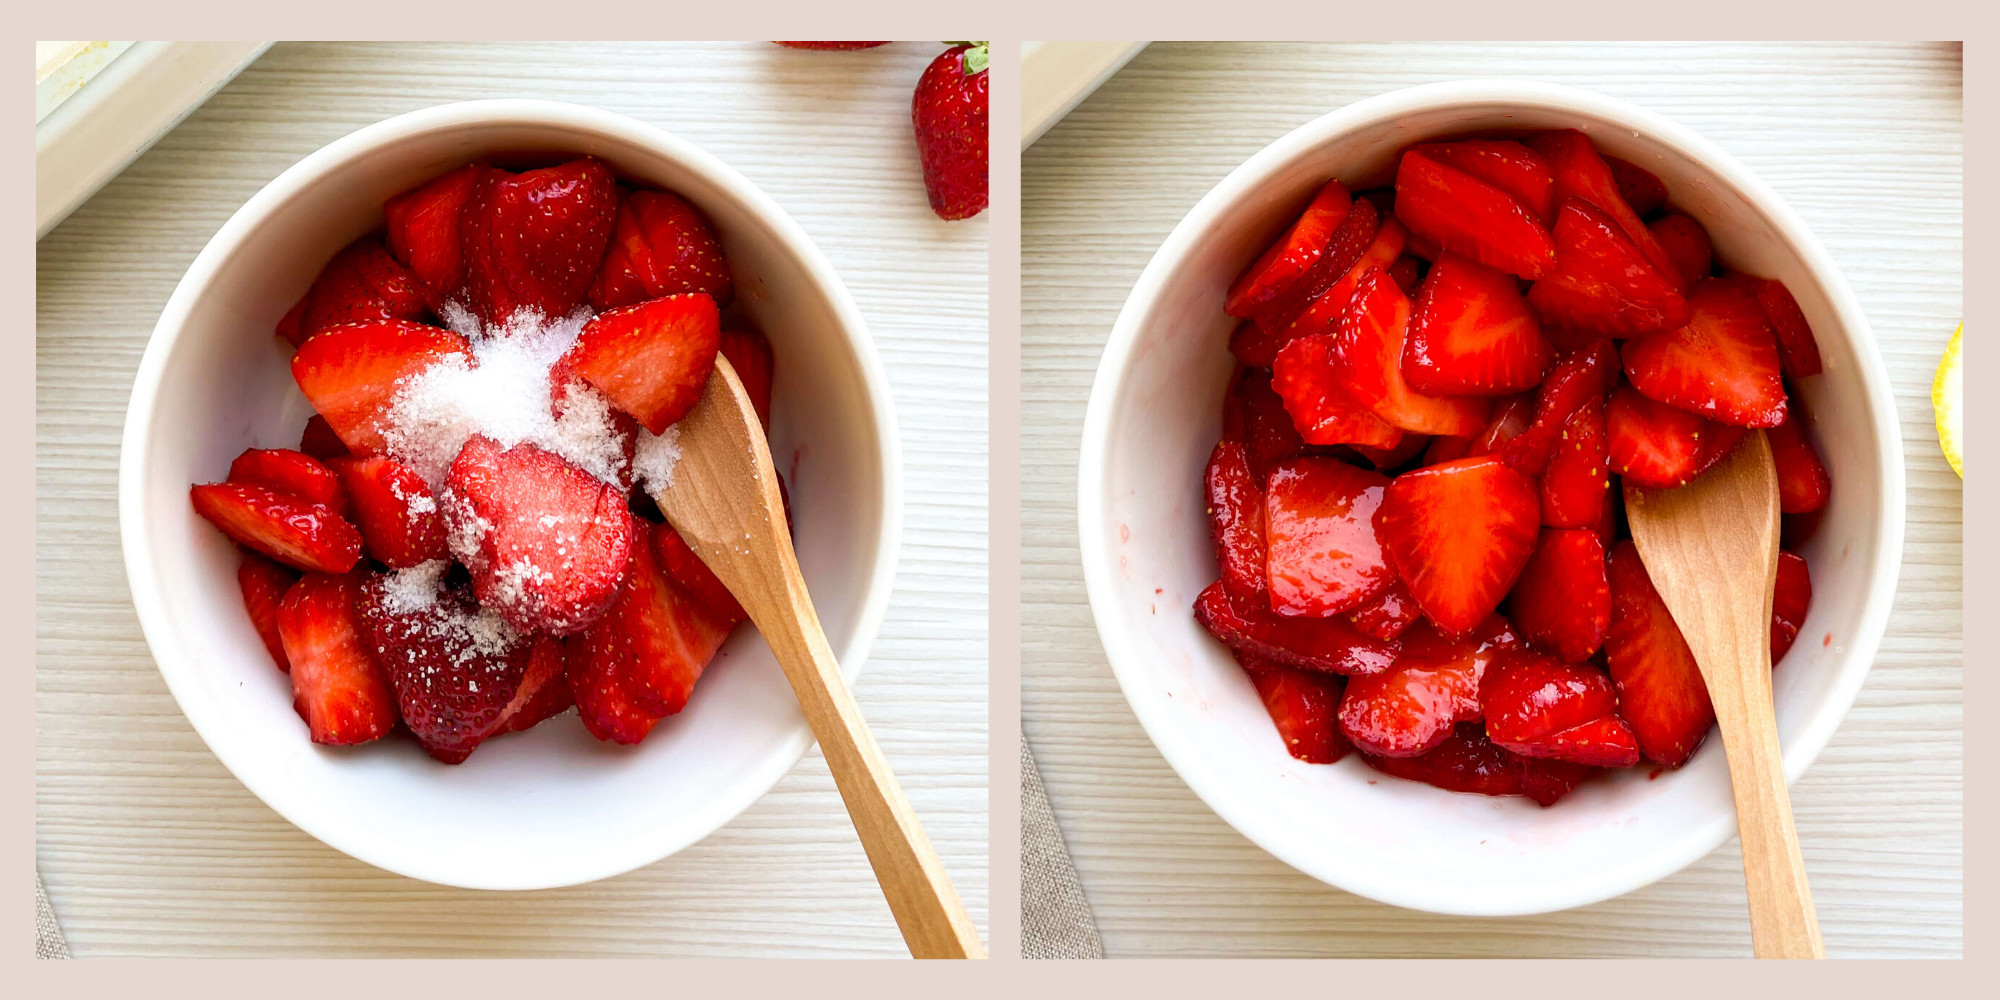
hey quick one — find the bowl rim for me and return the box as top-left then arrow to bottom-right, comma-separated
117,98 -> 905,889
1077,78 -> 1906,915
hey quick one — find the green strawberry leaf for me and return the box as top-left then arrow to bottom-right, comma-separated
947,41 -> 989,76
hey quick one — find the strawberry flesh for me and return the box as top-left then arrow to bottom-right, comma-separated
1529,131 -> 1683,289
1204,440 -> 1270,614
460,158 -> 618,324
355,571 -> 533,763
1263,458 -> 1393,617
1604,541 -> 1712,766
1527,199 -> 1691,337
1604,155 -> 1669,219
1480,648 -> 1640,767
1402,252 -> 1554,396
1408,140 -> 1555,223
563,293 -> 722,434
1235,650 -> 1352,764
1332,268 -> 1490,437
1622,277 -> 1787,428
1606,383 -> 1707,489
277,571 -> 397,745
238,551 -> 300,672
299,414 -> 350,461
719,327 -> 776,429
574,517 -> 735,717
279,236 -> 432,348
330,456 -> 449,568
1395,150 -> 1556,280
1376,456 -> 1541,636
1540,395 -> 1610,528
1768,402 -> 1830,514
1339,615 -> 1517,757
495,636 -> 574,734
1226,180 -> 1353,319
1771,550 -> 1812,665
1228,367 -> 1312,480
441,436 -> 636,635
1359,722 -> 1592,806
1193,581 -> 1399,677
191,483 -> 362,574
1252,198 -> 1380,332
653,520 -> 749,624
291,319 -> 473,456
1754,279 -> 1825,380
227,448 -> 348,516
1280,216 -> 1411,351
589,188 -> 735,312
1271,332 -> 1404,449
384,163 -> 483,310
1345,578 -> 1423,641
1648,213 -> 1713,288
1507,528 -> 1611,663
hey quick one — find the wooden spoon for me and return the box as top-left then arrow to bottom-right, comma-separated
647,356 -> 986,959
1624,429 -> 1823,959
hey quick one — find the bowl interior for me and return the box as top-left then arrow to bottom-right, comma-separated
124,105 -> 894,889
1083,87 -> 1899,915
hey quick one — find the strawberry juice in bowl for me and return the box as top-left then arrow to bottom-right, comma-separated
121,100 -> 901,890
1079,80 -> 1902,916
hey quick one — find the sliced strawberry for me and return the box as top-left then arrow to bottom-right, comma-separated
1332,268 -> 1490,437
1771,551 -> 1812,665
1352,432 -> 1429,472
1541,396 -> 1610,528
1782,508 -> 1824,549
1527,199 -> 1691,337
496,635 -> 574,734
1529,131 -> 1683,289
299,414 -> 350,461
563,294 -> 722,434
1408,139 -> 1555,223
1252,198 -> 1380,331
1224,179 -> 1353,319
441,436 -> 636,635
1604,155 -> 1669,218
1338,614 -> 1516,757
1377,456 -> 1540,636
191,483 -> 362,574
1464,392 -> 1537,459
1228,367 -> 1307,479
329,456 -> 448,568
1193,581 -> 1399,676
1295,216 -> 1411,337
1228,319 -> 1286,369
276,571 -> 397,745
1648,213 -> 1713,288
1423,434 -> 1472,467
1767,404 -> 1830,514
1204,440 -> 1270,613
1604,541 -> 1712,766
1493,339 -> 1619,476
719,327 -> 775,429
1402,253 -> 1554,396
1606,383 -> 1712,488
280,236 -> 431,347
238,551 -> 299,672
565,630 -> 662,745
1754,278 -> 1825,380
1235,650 -> 1351,764
1394,150 -> 1555,280
589,188 -> 735,312
1263,458 -> 1393,617
1590,480 -> 1622,551
1387,255 -> 1422,295
1404,228 -> 1443,263
1359,722 -> 1592,806
460,157 -> 619,323
276,298 -> 305,346
653,520 -> 748,624
1623,277 -> 1787,427
355,571 -> 533,763
384,163 -> 483,309
291,319 -> 473,456
1691,422 -> 1748,479
575,518 -> 735,717
227,448 -> 348,516
1507,528 -> 1610,663
1481,648 -> 1640,767
1271,333 -> 1405,449
1345,578 -> 1422,641
545,370 -> 640,491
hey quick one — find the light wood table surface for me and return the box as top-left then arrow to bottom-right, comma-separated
1022,41 -> 1960,958
36,41 -> 988,958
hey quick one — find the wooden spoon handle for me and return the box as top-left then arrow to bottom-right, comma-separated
1707,664 -> 1824,958
749,560 -> 987,959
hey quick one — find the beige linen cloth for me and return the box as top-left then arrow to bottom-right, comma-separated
1020,736 -> 1103,958
36,871 -> 71,958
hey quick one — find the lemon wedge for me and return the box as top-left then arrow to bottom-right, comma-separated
1934,323 -> 1962,477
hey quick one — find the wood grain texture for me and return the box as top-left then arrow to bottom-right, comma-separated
655,361 -> 984,958
1023,41 -> 1960,959
36,41 -> 988,958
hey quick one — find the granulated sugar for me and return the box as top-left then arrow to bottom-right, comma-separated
380,303 -> 630,489
633,424 -> 682,497
377,559 -> 448,614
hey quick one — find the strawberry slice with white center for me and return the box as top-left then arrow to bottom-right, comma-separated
1225,179 -> 1353,319
562,294 -> 722,434
574,514 -> 735,719
590,188 -> 736,312
1604,540 -> 1712,767
1402,252 -> 1554,396
190,483 -> 363,574
291,319 -> 474,456
354,570 -> 533,764
1480,647 -> 1640,768
1331,267 -> 1490,437
1506,528 -> 1611,663
330,456 -> 448,569
1605,382 -> 1708,488
1271,333 -> 1404,449
1263,457 -> 1394,618
1395,149 -> 1556,280
277,571 -> 397,745
1376,455 -> 1540,636
1526,199 -> 1691,338
441,435 -> 635,636
1622,276 -> 1788,428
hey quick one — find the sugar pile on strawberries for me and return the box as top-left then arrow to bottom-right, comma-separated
193,155 -> 781,763
1196,130 -> 1827,804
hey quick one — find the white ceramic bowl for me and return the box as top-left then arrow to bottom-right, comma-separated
1079,80 -> 1903,916
120,100 -> 902,890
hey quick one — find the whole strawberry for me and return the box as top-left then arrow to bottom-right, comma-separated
913,42 -> 988,221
